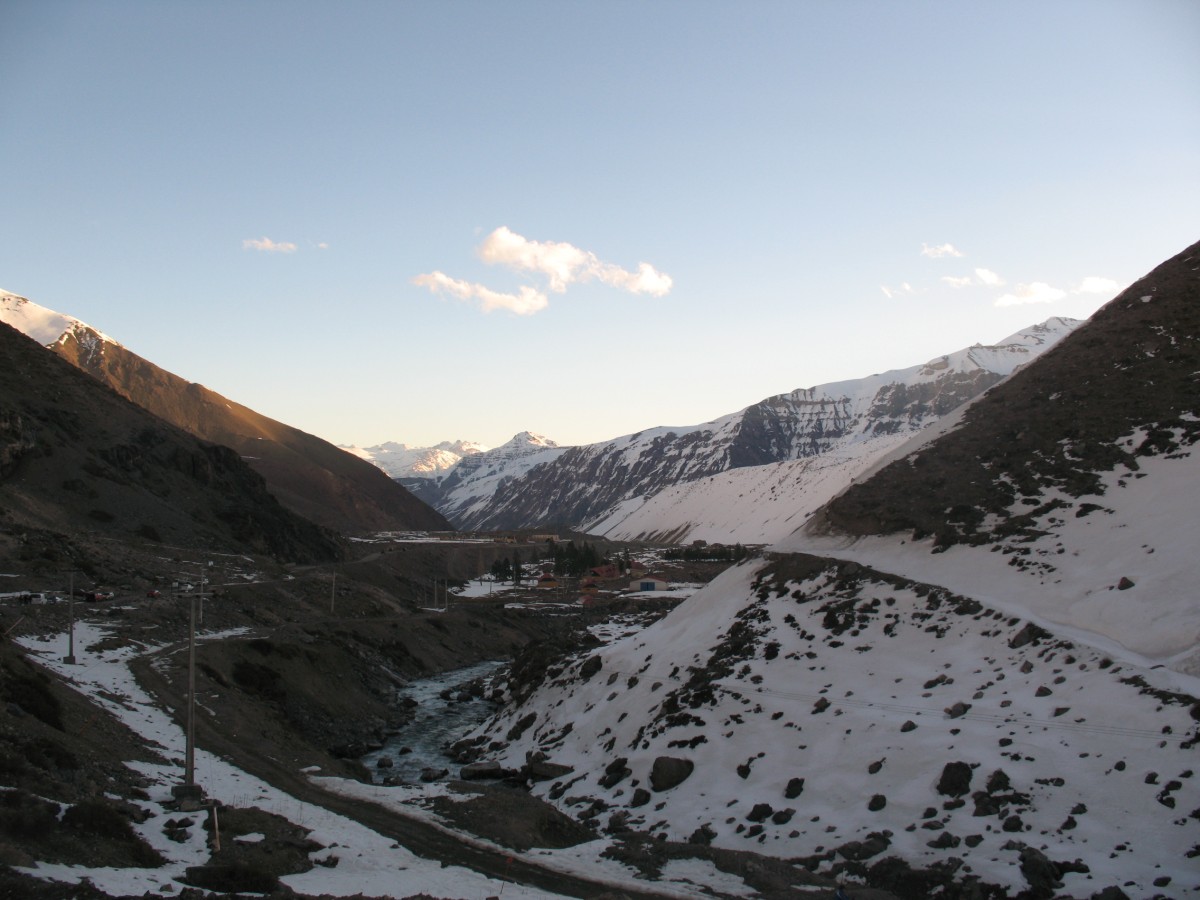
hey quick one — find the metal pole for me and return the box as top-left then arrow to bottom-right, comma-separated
185,592 -> 196,787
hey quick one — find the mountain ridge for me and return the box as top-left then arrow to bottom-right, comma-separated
412,318 -> 1080,539
0,290 -> 450,536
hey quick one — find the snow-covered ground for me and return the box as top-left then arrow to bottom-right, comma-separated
465,556 -> 1200,897
782,429 -> 1200,675
12,622 -> 770,899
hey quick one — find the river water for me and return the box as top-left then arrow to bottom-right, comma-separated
361,659 -> 505,784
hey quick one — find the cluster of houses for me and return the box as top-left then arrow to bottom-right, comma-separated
532,557 -> 672,604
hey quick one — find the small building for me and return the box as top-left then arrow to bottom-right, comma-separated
630,577 -> 669,592
537,572 -> 560,590
628,559 -> 648,576
588,564 -> 619,579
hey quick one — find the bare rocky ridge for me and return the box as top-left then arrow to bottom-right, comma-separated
44,320 -> 449,535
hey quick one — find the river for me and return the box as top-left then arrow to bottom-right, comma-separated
361,659 -> 505,783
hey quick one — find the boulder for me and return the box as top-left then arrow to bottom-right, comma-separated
650,756 -> 694,792
936,761 -> 973,797
460,761 -> 503,780
528,759 -> 575,781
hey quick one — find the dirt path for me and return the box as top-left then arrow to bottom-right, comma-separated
130,642 -> 680,900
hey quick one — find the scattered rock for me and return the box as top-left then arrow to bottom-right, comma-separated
460,760 -> 503,780
936,761 -> 973,797
746,803 -> 774,822
579,655 -> 603,681
650,756 -> 694,792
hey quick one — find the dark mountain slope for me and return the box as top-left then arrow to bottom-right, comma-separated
49,330 -> 449,535
818,237 -> 1200,545
0,322 -> 340,562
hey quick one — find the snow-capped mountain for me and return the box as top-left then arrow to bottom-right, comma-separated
1,288 -> 120,359
456,240 -> 1200,897
410,431 -> 566,525
435,319 -> 1080,538
341,439 -> 487,480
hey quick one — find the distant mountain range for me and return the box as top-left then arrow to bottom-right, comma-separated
0,290 -> 449,536
339,439 -> 487,480
392,319 -> 1081,542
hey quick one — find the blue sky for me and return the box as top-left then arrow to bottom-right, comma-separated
2,1 -> 1197,450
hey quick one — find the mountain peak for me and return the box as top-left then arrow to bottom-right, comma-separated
504,431 -> 558,449
0,290 -> 120,349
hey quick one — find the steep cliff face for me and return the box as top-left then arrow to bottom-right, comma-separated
443,319 -> 1079,533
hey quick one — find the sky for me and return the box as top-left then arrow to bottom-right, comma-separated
1,1 -> 1197,451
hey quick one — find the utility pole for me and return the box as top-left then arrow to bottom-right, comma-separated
330,572 -> 336,615
172,589 -> 204,808
63,571 -> 76,665
185,590 -> 196,786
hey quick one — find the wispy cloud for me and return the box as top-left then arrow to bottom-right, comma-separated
1074,275 -> 1120,294
880,282 -> 916,299
975,268 -> 1005,287
994,282 -> 1067,307
242,236 -> 297,254
994,274 -> 1124,307
412,271 -> 548,316
414,226 -> 672,315
921,242 -> 963,258
942,276 -> 973,289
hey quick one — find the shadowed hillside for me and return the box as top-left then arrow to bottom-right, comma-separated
0,321 -> 341,563
43,320 -> 449,536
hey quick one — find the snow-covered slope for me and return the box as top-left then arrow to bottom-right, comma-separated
444,318 -> 1079,536
341,439 -> 487,479
463,556 -> 1198,897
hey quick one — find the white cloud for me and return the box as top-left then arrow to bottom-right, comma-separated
316,242 -> 330,251
242,236 -> 297,254
414,226 -> 671,316
994,281 -> 1067,307
477,226 -> 673,297
974,268 -> 1005,287
921,242 -> 963,258
941,276 -> 973,288
412,271 -> 548,316
1074,275 -> 1121,295
880,282 -> 915,299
